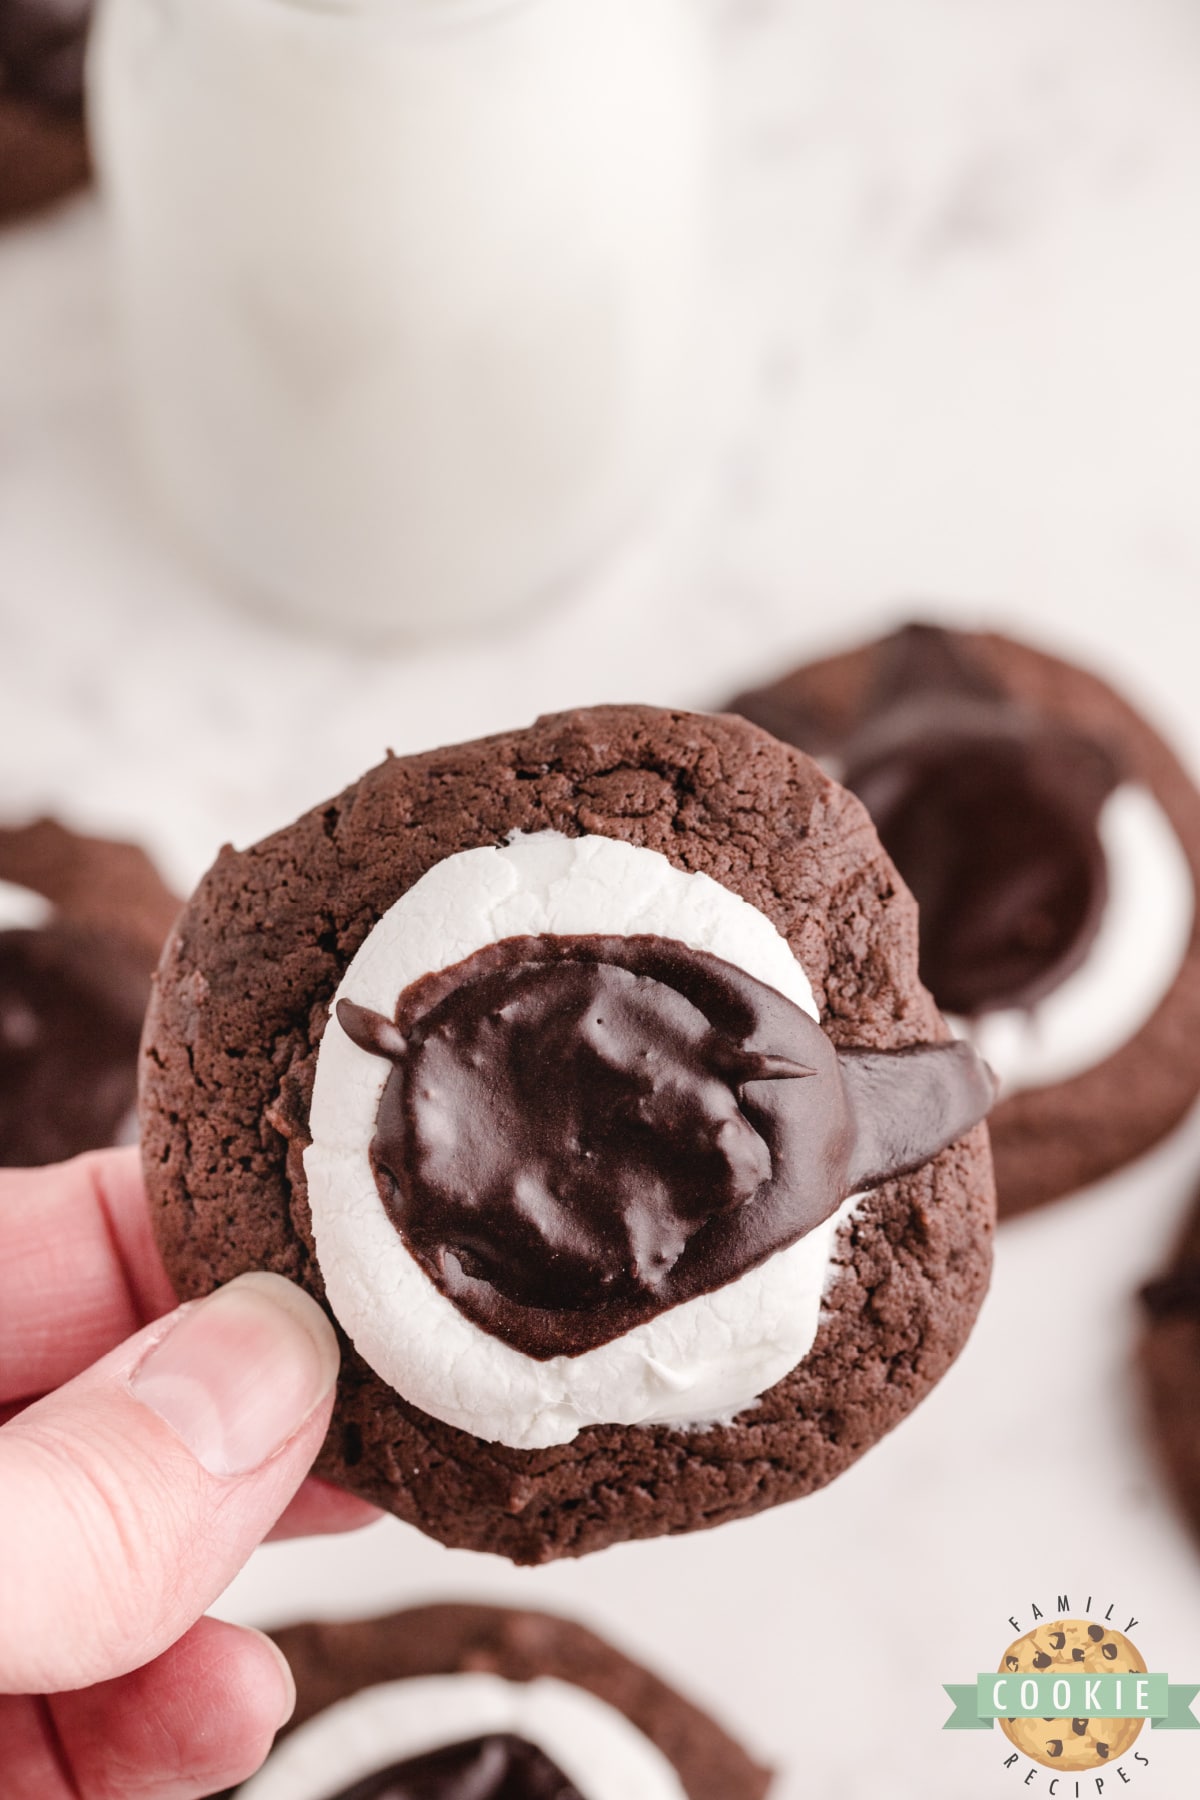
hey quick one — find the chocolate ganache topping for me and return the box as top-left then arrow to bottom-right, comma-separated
323,1734 -> 581,1800
337,932 -> 995,1360
733,624 -> 1124,1018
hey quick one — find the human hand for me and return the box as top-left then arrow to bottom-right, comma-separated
0,1146 -> 379,1798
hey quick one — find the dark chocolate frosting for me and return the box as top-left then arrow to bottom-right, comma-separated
338,931 -> 995,1359
0,922 -> 149,1167
733,623 -> 1123,1018
323,1735 -> 581,1800
0,0 -> 91,109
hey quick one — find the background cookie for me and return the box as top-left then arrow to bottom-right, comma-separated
0,1 -> 92,223
1141,1182 -> 1200,1549
1,815 -> 178,1164
222,1602 -> 771,1800
997,1619 -> 1146,1771
142,704 -> 995,1563
730,626 -> 1200,1218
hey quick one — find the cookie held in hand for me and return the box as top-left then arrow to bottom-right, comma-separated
225,1602 -> 771,1800
731,625 -> 1200,1218
142,705 -> 995,1562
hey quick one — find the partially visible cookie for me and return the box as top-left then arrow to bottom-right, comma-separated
1141,1186 -> 1200,1548
997,1619 -> 1146,1771
730,624 -> 1200,1218
0,816 -> 178,1164
226,1603 -> 771,1800
0,1 -> 91,223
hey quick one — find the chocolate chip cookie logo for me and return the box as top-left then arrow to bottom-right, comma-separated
944,1600 -> 1199,1788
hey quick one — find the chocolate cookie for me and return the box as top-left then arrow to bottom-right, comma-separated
730,626 -> 1200,1218
1141,1185 -> 1200,1548
1,815 -> 178,1164
0,1 -> 91,223
142,704 -> 995,1563
224,1602 -> 770,1800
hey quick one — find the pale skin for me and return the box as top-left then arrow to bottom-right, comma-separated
0,1146 -> 381,1799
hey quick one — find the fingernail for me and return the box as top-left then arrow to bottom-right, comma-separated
130,1273 -> 340,1477
249,1628 -> 297,1728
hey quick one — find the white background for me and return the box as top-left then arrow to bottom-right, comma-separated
4,0 -> 1200,1794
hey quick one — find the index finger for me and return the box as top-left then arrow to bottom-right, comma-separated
0,1148 -> 178,1404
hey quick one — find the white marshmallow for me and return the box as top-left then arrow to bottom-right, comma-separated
304,831 -> 859,1450
235,1673 -> 689,1800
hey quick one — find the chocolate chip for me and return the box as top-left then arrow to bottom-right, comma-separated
1033,1652 -> 1052,1670
1072,1648 -> 1085,1662
1072,1719 -> 1089,1735
1047,1741 -> 1063,1758
1088,1625 -> 1105,1642
1097,1744 -> 1110,1759
1006,1656 -> 1020,1671
1050,1632 -> 1066,1650
1102,1643 -> 1118,1660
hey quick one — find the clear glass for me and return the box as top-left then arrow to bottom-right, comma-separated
90,0 -> 713,639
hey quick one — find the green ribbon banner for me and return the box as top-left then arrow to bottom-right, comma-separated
943,1676 -> 1200,1733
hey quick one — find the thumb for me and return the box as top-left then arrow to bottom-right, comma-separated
0,1272 -> 340,1695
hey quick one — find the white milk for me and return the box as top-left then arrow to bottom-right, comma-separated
89,0 -> 711,638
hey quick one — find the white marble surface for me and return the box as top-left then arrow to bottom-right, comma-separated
4,0 -> 1200,1794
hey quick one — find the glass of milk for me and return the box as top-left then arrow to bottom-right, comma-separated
88,0 -> 712,639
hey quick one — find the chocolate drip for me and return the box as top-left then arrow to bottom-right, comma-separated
838,1040 -> 1000,1192
338,932 -> 994,1360
322,1734 -> 582,1800
0,1 -> 91,110
736,624 -> 1123,1017
0,923 -> 149,1167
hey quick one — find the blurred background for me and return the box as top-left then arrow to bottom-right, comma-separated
4,0 -> 1200,1794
